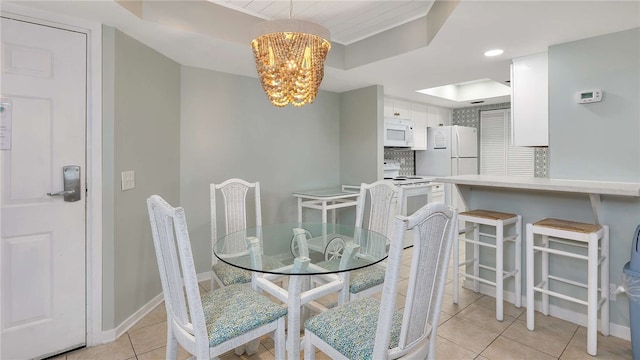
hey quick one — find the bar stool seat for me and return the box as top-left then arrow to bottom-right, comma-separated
454,209 -> 522,321
526,218 -> 609,356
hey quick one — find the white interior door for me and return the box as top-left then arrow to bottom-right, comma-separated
1,17 -> 87,359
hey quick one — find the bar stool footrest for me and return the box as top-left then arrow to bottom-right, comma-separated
532,286 -> 589,306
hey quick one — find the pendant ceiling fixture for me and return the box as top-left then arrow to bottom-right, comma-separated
250,0 -> 331,107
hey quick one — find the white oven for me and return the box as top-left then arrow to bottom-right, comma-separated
384,118 -> 414,147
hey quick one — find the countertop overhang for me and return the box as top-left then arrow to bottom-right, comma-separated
435,175 -> 640,197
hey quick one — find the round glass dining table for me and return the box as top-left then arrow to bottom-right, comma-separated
212,222 -> 389,274
212,222 -> 389,359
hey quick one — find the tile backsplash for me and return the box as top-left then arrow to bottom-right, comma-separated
384,148 -> 414,176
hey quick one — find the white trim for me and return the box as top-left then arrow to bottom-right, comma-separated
197,270 -> 213,284
462,280 -> 631,341
114,271 -> 212,340
0,3 -> 104,348
114,293 -> 164,340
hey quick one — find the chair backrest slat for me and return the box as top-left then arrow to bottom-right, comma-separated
211,179 -> 262,255
147,195 -> 210,358
372,202 -> 456,359
355,181 -> 405,257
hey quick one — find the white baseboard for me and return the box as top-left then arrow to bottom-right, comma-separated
197,271 -> 212,283
461,279 -> 631,341
114,293 -> 164,340
94,328 -> 117,345
98,271 -> 214,344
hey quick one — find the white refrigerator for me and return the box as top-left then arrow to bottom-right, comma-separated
416,125 -> 478,206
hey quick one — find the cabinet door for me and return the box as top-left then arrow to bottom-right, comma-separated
511,52 -> 548,146
384,98 -> 395,118
411,104 -> 427,150
393,100 -> 411,120
427,106 -> 452,127
385,98 -> 411,120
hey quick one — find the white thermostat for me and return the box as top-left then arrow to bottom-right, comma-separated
576,89 -> 603,104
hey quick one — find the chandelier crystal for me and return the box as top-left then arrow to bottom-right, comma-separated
251,19 -> 331,107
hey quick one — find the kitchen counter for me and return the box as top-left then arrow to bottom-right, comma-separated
436,175 -> 640,224
435,175 -> 640,197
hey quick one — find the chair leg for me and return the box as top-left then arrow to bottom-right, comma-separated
541,234 -> 550,316
472,224 -> 480,292
166,322 -> 178,360
601,226 -> 610,336
275,317 -> 286,359
526,224 -> 535,331
515,216 -> 522,308
496,220 -> 504,321
453,221 -> 460,304
304,332 -> 316,360
234,345 -> 246,356
245,339 -> 261,355
587,234 -> 598,356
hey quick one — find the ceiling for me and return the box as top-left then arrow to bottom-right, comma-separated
4,0 -> 639,108
213,0 -> 436,45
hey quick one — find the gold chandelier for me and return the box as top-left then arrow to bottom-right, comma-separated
250,2 -> 331,107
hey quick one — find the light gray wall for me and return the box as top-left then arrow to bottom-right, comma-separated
464,28 -> 640,329
102,28 -> 181,327
340,85 -> 383,186
179,66 -> 341,273
549,28 -> 640,182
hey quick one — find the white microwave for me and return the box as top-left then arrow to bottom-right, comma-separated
384,118 -> 414,147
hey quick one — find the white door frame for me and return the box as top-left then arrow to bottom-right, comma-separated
1,3 -> 104,346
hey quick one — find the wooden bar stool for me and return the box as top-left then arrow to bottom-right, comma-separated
526,218 -> 609,356
454,209 -> 522,321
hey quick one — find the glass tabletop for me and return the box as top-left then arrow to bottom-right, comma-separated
292,187 -> 359,197
212,222 -> 389,275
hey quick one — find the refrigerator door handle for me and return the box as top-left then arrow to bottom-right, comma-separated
454,127 -> 460,157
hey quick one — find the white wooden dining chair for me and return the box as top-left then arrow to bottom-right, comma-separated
314,180 -> 404,301
210,178 -> 282,290
147,195 -> 286,360
304,202 -> 457,360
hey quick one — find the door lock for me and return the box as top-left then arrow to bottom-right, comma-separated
47,165 -> 81,202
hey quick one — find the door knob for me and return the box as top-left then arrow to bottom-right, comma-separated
47,165 -> 81,202
47,190 -> 76,196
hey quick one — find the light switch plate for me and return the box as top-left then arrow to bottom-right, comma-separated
121,170 -> 135,191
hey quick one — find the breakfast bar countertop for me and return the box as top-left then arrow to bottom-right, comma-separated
435,175 -> 640,197
436,175 -> 640,224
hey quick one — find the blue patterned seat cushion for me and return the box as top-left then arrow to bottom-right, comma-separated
202,284 -> 287,347
316,258 -> 386,294
304,297 -> 402,360
212,256 -> 285,286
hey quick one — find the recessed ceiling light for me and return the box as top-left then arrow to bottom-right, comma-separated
484,49 -> 504,57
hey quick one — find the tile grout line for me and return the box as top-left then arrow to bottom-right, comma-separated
558,326 -> 580,359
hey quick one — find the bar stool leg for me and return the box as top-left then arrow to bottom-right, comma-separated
601,225 -> 610,336
496,220 -> 504,321
541,234 -> 550,316
587,233 -> 598,356
515,215 -> 522,308
473,223 -> 480,292
453,222 -> 460,304
526,223 -> 535,331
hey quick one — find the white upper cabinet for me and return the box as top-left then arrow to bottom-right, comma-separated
411,103 -> 427,150
384,98 -> 412,120
427,106 -> 452,128
384,98 -> 451,150
511,52 -> 549,146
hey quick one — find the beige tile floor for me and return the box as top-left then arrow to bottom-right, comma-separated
55,248 -> 633,360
